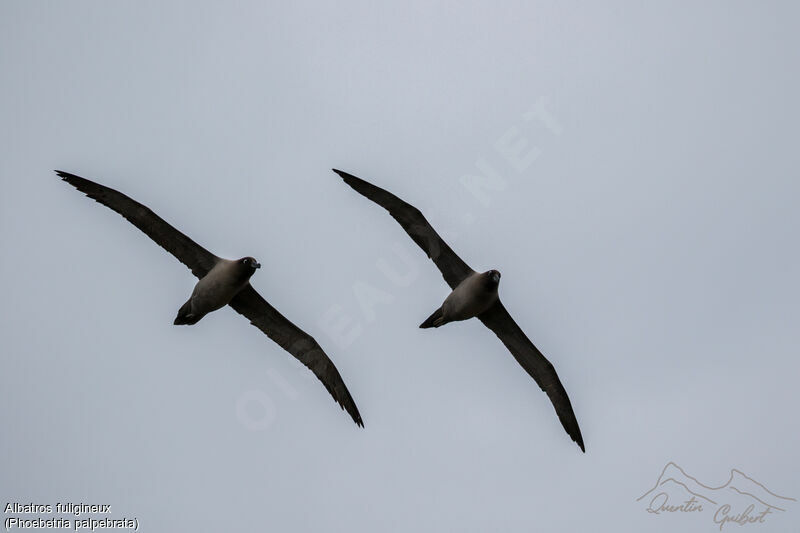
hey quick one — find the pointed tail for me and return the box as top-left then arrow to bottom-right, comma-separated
420,307 -> 445,329
173,300 -> 202,325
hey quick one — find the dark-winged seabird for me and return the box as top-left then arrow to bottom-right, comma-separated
333,169 -> 584,450
56,170 -> 363,427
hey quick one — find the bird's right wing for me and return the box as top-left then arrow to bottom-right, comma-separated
333,169 -> 474,290
478,300 -> 585,452
229,284 -> 364,427
57,171 -> 220,278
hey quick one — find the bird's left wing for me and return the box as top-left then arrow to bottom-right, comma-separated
56,171 -> 220,278
229,284 -> 364,427
478,300 -> 585,452
333,169 -> 474,290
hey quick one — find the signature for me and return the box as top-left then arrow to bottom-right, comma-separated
637,462 -> 794,530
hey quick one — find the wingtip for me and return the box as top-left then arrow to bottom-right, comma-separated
334,393 -> 364,427
351,407 -> 364,428
55,170 -> 80,183
348,410 -> 365,428
332,168 -> 359,182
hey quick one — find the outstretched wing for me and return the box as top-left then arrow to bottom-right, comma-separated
229,284 -> 364,427
56,170 -> 219,278
479,300 -> 585,452
333,169 -> 474,289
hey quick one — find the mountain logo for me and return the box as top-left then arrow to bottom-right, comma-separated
637,462 -> 795,530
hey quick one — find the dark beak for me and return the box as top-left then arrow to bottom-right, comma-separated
254,263 -> 262,269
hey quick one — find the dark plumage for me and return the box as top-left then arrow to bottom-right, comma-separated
56,170 -> 363,427
334,168 -> 583,451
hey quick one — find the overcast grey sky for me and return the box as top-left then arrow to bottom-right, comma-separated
1,2 -> 798,532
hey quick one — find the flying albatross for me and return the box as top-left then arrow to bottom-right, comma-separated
333,169 -> 584,450
56,170 -> 363,427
